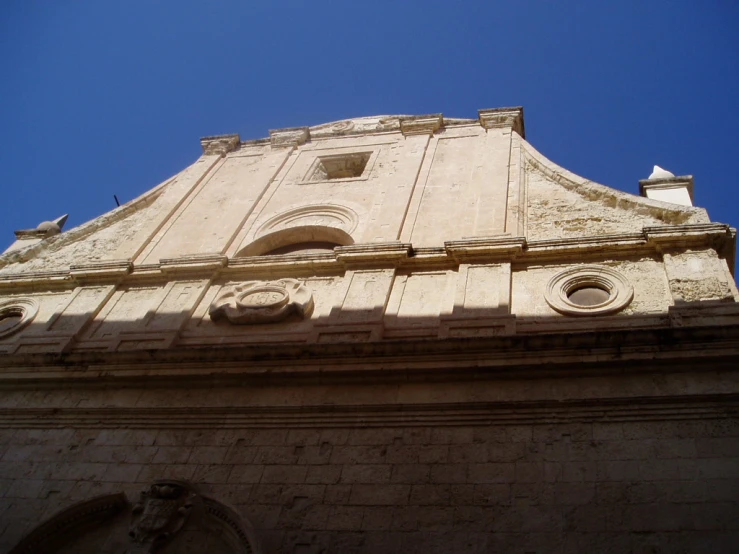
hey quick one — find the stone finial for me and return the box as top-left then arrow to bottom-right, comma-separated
200,134 -> 241,156
35,214 -> 69,236
649,165 -> 675,179
639,167 -> 694,207
5,214 -> 70,254
399,114 -> 443,137
478,107 -> 525,138
269,127 -> 310,148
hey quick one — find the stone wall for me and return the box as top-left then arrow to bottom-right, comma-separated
2,415 -> 739,553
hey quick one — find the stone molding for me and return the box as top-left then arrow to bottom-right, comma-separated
478,106 -> 525,137
160,254 -> 228,274
0,225 -> 734,292
2,316 -> 739,383
444,237 -> 526,262
639,175 -> 695,202
209,279 -> 314,324
129,481 -> 196,551
399,114 -> 443,136
2,395 -> 738,430
0,297 -> 38,339
200,134 -> 241,156
545,265 -> 634,316
521,139 -> 707,226
253,204 -> 359,238
9,493 -> 128,554
69,260 -> 133,283
335,242 -> 412,266
9,483 -> 261,554
269,126 -> 310,148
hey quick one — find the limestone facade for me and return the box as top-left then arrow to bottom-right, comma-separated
1,107 -> 738,553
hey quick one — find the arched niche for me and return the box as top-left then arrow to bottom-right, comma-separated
237,225 -> 354,257
10,481 -> 261,554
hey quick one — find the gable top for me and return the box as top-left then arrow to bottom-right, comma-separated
1,107 -> 733,279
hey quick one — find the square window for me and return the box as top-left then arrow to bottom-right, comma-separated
308,152 -> 371,181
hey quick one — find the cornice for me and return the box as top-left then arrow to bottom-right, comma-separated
1,321 -> 738,387
335,242 -> 412,266
160,254 -> 228,275
399,114 -> 443,137
639,175 -> 695,201
269,126 -> 310,148
2,395 -> 736,429
200,134 -> 241,156
478,106 -> 525,137
643,223 -> 731,249
69,260 -> 132,284
0,224 -> 734,291
444,237 -> 526,263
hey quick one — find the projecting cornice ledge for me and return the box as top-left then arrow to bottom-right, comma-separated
269,127 -> 310,148
0,225 -> 734,291
200,134 -> 241,156
478,106 -> 525,137
399,114 -> 443,137
445,237 -> 526,263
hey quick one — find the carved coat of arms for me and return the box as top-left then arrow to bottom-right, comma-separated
209,279 -> 314,324
128,481 -> 196,551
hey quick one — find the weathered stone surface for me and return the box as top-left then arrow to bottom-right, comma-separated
0,108 -> 737,553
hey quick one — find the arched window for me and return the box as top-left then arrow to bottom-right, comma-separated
236,225 -> 354,257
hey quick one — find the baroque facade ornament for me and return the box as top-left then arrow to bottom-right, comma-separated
209,279 -> 314,324
0,298 -> 38,339
545,265 -> 634,316
128,481 -> 196,552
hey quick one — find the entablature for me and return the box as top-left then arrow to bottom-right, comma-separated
0,224 -> 734,292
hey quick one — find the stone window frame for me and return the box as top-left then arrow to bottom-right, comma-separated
545,265 -> 633,316
0,297 -> 39,338
299,149 -> 380,185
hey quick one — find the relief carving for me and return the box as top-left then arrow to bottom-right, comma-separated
10,480 -> 261,554
127,481 -> 196,553
209,279 -> 314,324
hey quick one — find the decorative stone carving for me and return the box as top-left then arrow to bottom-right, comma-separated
399,114 -> 443,136
256,204 -> 359,236
331,120 -> 355,133
128,481 -> 196,552
269,126 -> 310,148
210,279 -> 314,324
545,265 -> 634,316
10,481 -> 262,554
0,298 -> 38,339
9,493 -> 128,554
478,107 -> 525,137
200,134 -> 241,156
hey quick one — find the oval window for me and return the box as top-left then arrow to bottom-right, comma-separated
567,286 -> 610,306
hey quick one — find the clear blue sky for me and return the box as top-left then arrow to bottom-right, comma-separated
2,1 -> 738,248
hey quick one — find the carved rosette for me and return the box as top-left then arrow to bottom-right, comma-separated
209,279 -> 314,324
128,481 -> 197,552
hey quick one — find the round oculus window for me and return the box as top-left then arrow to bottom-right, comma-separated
545,266 -> 633,316
0,298 -> 39,338
567,285 -> 611,307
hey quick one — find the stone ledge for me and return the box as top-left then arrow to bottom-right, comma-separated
200,134 -> 241,156
1,322 -> 739,385
0,225 -> 735,290
1,395 -> 737,429
399,114 -> 443,137
69,260 -> 132,283
478,107 -> 525,137
445,237 -> 526,262
269,126 -> 310,148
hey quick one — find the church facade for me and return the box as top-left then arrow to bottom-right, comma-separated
1,108 -> 738,553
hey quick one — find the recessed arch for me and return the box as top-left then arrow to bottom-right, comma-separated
236,225 -> 354,257
10,481 -> 262,554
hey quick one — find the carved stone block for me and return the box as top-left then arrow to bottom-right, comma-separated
209,279 -> 314,324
